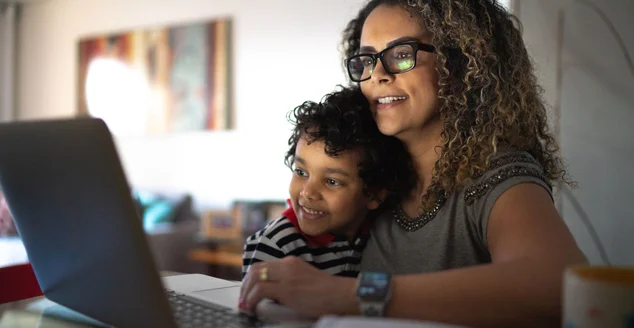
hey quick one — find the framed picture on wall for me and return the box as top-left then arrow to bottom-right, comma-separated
77,17 -> 233,135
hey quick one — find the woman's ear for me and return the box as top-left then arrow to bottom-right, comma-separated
367,189 -> 388,210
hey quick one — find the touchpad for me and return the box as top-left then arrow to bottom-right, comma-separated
191,286 -> 241,310
256,299 -> 314,324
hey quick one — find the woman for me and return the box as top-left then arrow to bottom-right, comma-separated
240,1 -> 587,327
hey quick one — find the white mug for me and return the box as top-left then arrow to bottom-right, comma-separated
563,266 -> 634,328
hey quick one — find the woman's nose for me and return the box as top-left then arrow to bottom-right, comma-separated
370,59 -> 395,84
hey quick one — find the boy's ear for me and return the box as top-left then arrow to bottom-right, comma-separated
367,189 -> 388,210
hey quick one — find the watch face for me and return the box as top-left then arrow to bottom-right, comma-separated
357,272 -> 391,301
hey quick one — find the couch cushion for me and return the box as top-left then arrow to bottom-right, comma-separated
132,190 -> 195,230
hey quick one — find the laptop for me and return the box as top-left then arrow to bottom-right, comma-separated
0,117 -> 313,328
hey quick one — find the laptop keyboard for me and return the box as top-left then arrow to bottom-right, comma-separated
166,290 -> 268,328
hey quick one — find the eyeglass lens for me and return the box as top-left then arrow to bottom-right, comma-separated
348,44 -> 416,81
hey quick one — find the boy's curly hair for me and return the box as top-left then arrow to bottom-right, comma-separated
285,86 -> 415,201
341,0 -> 573,211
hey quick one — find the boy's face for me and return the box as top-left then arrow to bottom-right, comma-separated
289,137 -> 382,240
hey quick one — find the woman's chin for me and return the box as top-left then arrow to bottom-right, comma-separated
376,122 -> 405,138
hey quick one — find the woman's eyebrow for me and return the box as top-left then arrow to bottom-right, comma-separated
358,35 -> 423,53
359,45 -> 376,53
385,36 -> 421,47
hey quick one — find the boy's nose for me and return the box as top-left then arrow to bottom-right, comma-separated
300,181 -> 319,200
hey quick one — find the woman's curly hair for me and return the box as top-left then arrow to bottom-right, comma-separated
285,86 -> 415,202
341,0 -> 573,211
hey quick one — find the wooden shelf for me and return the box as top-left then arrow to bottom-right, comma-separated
188,248 -> 242,267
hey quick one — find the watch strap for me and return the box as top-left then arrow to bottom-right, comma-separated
359,301 -> 386,317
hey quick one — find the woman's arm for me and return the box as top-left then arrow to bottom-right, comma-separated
241,183 -> 586,327
339,183 -> 587,327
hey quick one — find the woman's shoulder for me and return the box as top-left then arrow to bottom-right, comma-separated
455,148 -> 553,247
459,148 -> 553,244
463,148 -> 552,206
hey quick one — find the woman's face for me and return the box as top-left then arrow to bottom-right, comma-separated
359,5 -> 440,141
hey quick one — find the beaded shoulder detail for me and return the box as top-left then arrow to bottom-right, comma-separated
472,152 -> 541,179
464,152 -> 551,205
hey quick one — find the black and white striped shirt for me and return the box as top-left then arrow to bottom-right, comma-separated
242,206 -> 370,279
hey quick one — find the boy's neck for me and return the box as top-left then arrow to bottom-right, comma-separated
333,211 -> 372,244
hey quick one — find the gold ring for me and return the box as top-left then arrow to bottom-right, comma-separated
259,267 -> 269,281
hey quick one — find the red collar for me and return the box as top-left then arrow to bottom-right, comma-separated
283,199 -> 372,247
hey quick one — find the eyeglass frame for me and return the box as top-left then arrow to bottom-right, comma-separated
345,41 -> 436,82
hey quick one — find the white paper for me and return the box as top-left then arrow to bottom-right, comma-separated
313,316 -> 469,328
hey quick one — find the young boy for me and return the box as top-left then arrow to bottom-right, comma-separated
242,86 -> 414,278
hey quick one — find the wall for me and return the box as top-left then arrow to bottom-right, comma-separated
16,0 -> 367,208
0,3 -> 17,122
517,0 -> 634,265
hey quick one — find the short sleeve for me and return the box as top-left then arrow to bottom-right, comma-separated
465,151 -> 553,247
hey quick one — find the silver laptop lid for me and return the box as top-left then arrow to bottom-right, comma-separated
0,118 -> 177,328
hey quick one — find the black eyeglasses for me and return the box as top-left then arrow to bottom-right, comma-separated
345,41 -> 436,82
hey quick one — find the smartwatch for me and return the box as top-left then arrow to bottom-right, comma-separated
355,271 -> 393,317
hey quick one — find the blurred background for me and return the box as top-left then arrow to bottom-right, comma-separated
0,0 -> 631,280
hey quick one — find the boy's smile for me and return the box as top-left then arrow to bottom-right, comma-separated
297,203 -> 327,219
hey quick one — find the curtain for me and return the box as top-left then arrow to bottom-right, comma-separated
0,2 -> 17,122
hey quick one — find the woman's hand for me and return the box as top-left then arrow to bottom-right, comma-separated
239,256 -> 358,318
